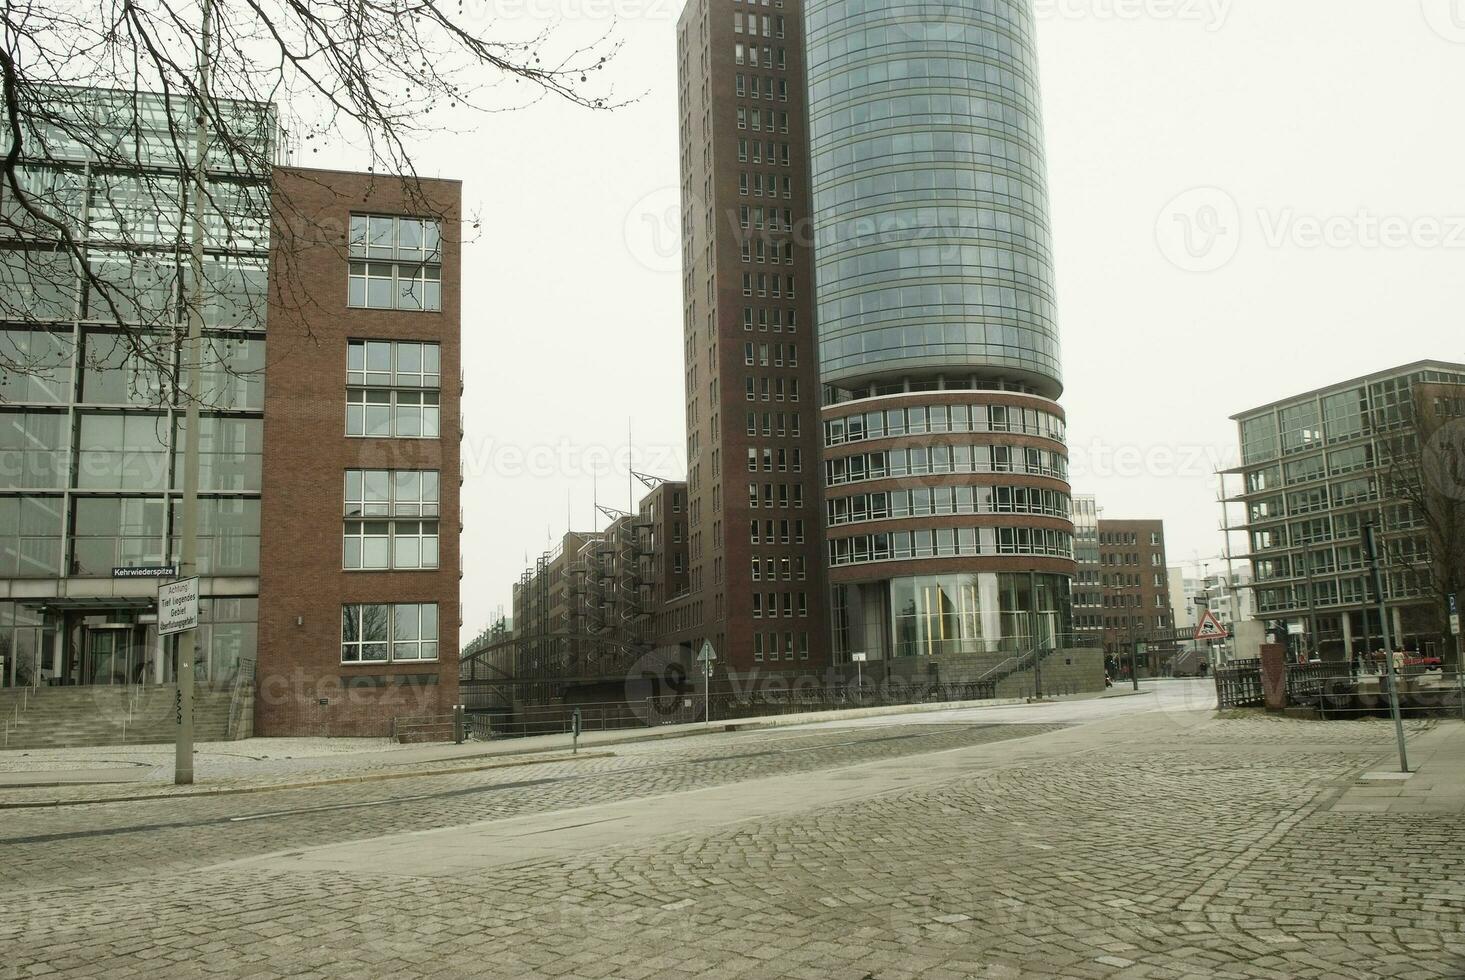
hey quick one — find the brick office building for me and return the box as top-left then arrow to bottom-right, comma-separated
673,0 -> 829,671
1072,516 -> 1173,672
0,89 -> 459,741
257,168 -> 461,736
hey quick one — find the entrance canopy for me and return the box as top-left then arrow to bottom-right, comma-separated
20,596 -> 156,612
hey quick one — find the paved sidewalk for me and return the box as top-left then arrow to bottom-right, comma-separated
0,690 -> 1132,804
6,704 -> 1460,979
1332,721 -> 1465,814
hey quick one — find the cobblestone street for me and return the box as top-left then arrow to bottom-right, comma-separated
3,683 -> 1463,979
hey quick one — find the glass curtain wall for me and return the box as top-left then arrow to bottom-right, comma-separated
0,89 -> 275,686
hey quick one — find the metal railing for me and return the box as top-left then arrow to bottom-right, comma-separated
2,686 -> 33,747
1214,658 -> 1264,709
226,659 -> 257,740
1287,665 -> 1464,720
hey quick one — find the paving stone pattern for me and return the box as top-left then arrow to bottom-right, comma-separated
3,715 -> 1463,979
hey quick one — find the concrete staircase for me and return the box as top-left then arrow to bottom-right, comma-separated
0,685 -> 236,750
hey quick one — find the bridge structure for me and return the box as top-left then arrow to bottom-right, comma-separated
458,630 -> 695,711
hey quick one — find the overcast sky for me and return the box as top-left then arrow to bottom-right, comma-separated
322,0 -> 1465,638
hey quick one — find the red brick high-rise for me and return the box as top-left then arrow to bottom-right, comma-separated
673,0 -> 829,671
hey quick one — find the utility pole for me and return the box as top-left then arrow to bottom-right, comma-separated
175,0 -> 213,785
1363,523 -> 1408,773
1029,569 -> 1042,699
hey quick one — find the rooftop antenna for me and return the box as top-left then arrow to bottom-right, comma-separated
628,416 -> 634,513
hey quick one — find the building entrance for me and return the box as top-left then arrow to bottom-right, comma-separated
81,626 -> 149,685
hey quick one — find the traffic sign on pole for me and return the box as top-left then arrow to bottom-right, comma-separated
1194,609 -> 1230,641
697,640 -> 716,725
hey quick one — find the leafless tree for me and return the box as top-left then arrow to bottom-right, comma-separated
0,0 -> 621,402
1376,389 -> 1465,665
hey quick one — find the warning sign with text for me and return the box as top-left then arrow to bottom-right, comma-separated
158,577 -> 199,636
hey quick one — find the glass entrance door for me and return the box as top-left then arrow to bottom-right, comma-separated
83,628 -> 136,685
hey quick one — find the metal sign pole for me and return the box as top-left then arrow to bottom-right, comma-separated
1451,594 -> 1463,722
1364,524 -> 1409,773
697,640 -> 716,725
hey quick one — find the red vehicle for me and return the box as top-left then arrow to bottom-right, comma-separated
1403,655 -> 1443,670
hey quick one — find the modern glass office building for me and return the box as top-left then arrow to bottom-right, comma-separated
805,0 -> 1074,660
0,88 -> 277,688
1224,361 -> 1465,660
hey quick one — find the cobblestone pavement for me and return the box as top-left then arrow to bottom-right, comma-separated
0,723 -> 1058,891
3,698 -> 1462,979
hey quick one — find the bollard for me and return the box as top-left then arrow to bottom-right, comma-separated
452,704 -> 465,744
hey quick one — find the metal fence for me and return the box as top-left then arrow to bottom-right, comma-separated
453,678 -> 1012,742
1214,658 -> 1264,709
1285,666 -> 1465,719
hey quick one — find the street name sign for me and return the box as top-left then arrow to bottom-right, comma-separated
113,565 -> 178,579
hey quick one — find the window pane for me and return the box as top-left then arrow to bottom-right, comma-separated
395,401 -> 421,438
368,216 -> 395,257
349,216 -> 368,256
365,404 -> 390,438
393,604 -> 420,641
360,604 -> 390,641
366,277 -> 394,309
365,341 -> 392,373
397,343 -> 423,377
362,470 -> 390,513
397,219 -> 423,256
363,536 -> 390,569
394,533 -> 420,569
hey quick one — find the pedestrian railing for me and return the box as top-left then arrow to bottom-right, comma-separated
1214,658 -> 1264,709
1286,666 -> 1464,719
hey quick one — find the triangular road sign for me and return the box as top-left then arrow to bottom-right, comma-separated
1194,609 -> 1230,641
696,640 -> 717,662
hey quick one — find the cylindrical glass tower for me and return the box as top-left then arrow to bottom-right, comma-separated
806,0 -> 1075,661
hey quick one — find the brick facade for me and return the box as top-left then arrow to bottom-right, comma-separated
256,167 -> 461,736
676,0 -> 831,675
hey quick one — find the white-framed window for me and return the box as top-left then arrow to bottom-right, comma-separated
340,602 -> 439,663
343,470 -> 441,569
346,340 -> 442,439
346,388 -> 440,438
342,518 -> 439,570
342,603 -> 438,662
348,215 -> 443,311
